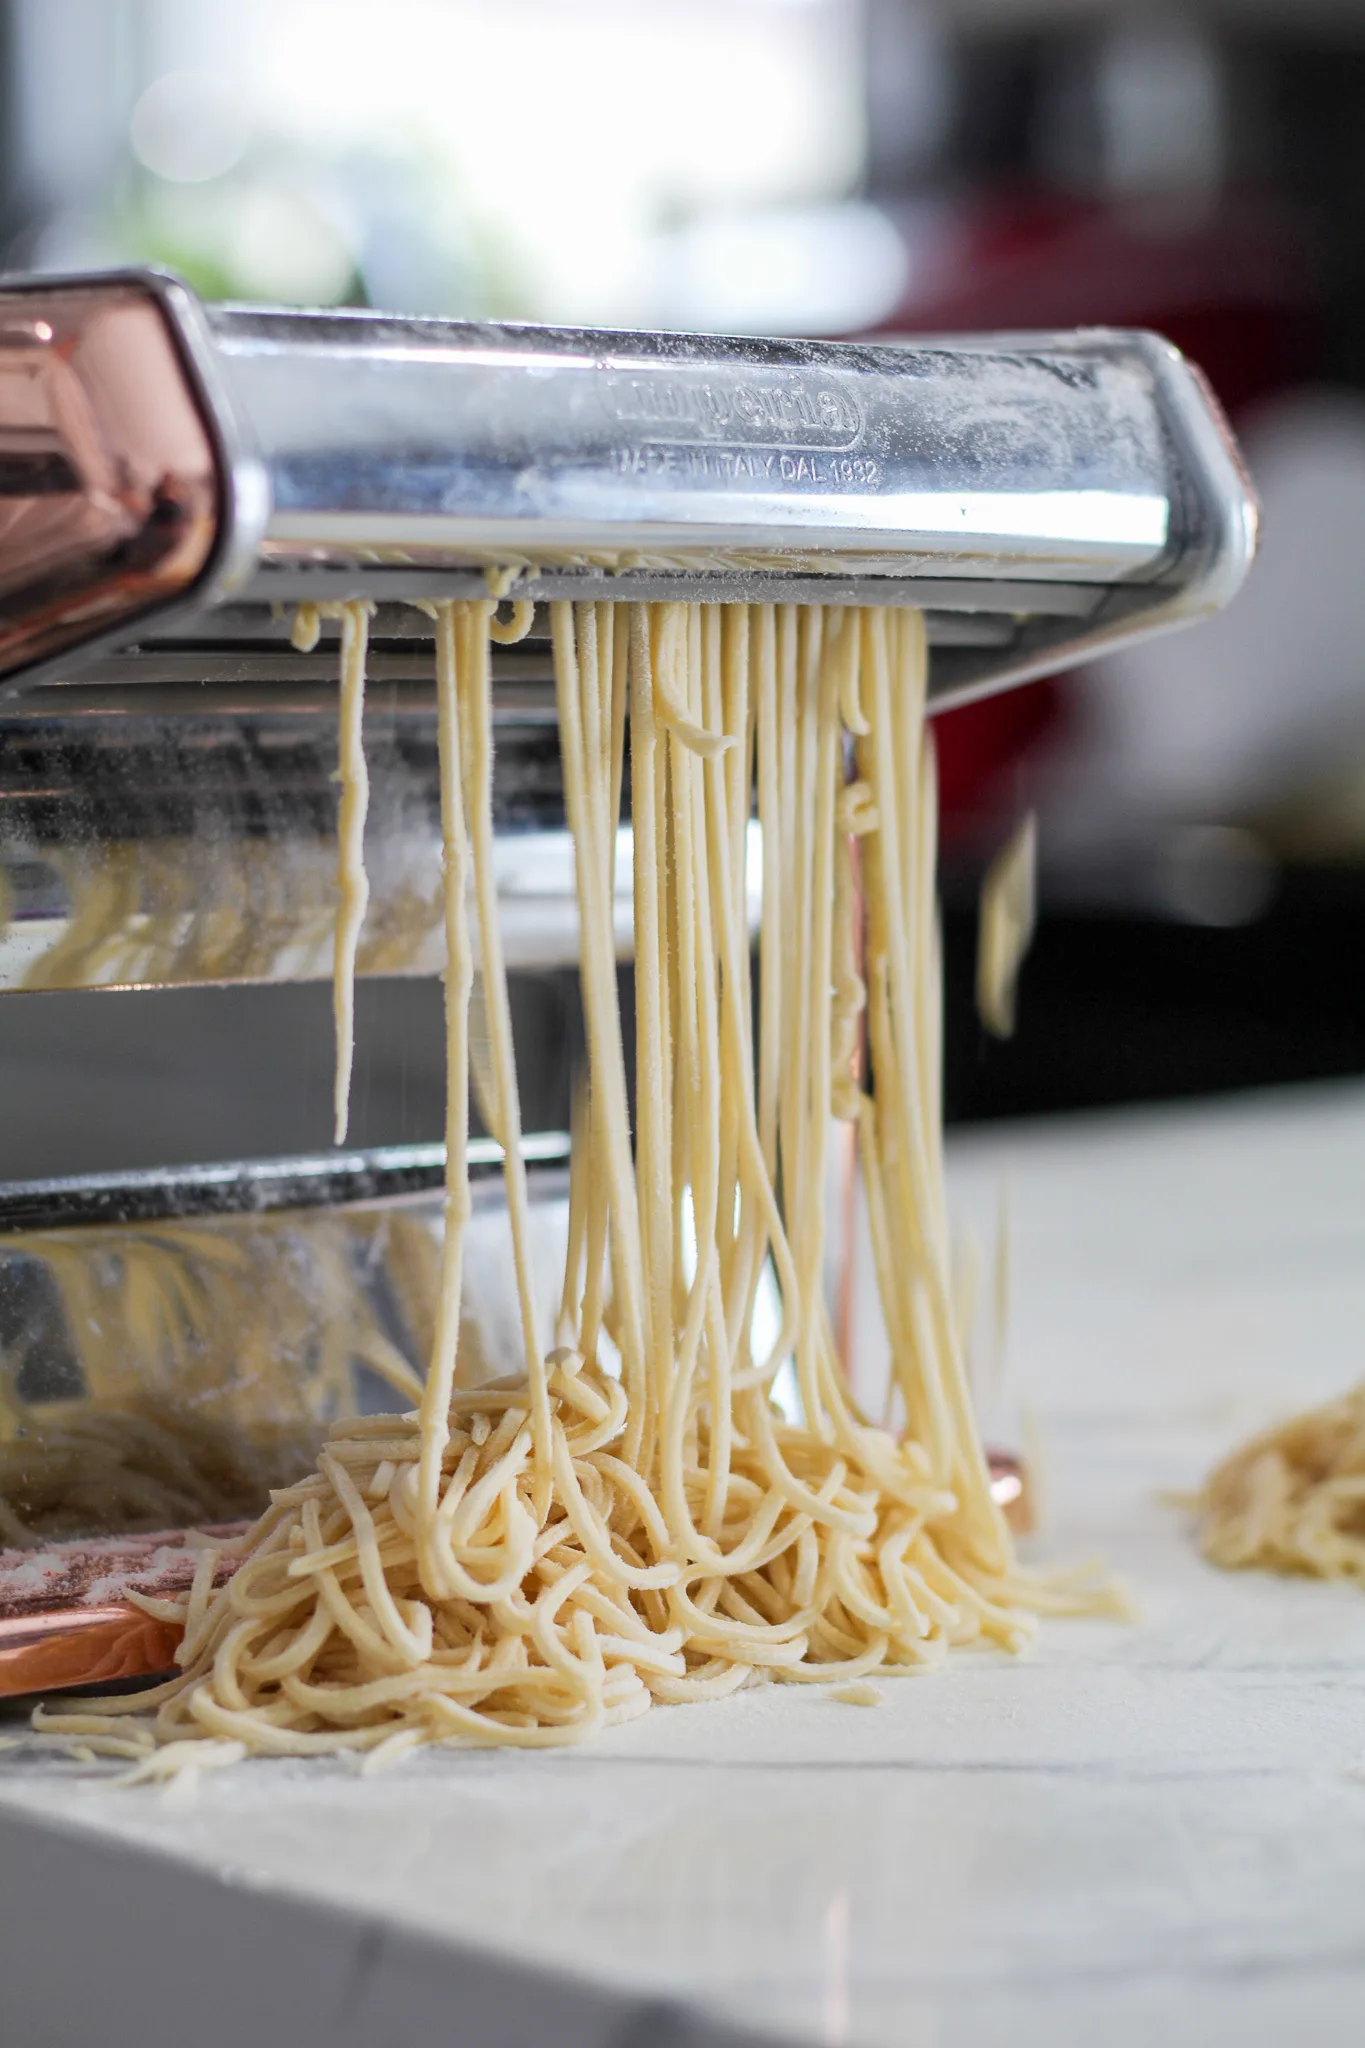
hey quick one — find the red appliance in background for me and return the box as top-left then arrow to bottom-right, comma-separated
863,189 -> 1318,852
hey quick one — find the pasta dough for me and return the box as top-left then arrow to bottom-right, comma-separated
1197,1379 -> 1365,1582
35,598 -> 1116,1767
291,599 -> 376,1146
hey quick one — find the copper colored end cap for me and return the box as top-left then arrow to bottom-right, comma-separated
0,278 -> 221,685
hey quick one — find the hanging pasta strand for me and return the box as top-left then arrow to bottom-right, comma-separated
458,600 -> 554,1511
552,603 -> 650,1466
415,599 -> 475,1600
630,604 -> 673,1437
327,600 -> 375,1146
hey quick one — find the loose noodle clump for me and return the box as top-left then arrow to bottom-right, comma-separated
37,598 -> 1115,1767
1198,1378 -> 1365,1583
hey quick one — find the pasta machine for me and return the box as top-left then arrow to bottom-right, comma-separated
0,268 -> 1255,1694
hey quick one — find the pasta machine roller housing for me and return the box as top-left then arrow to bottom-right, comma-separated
0,267 -> 1254,702
0,268 -> 1257,996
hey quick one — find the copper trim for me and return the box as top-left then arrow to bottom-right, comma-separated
0,1606 -> 184,1695
0,278 -> 222,683
0,1522 -> 245,1698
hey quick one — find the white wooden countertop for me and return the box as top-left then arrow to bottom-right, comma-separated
5,1080 -> 1365,2048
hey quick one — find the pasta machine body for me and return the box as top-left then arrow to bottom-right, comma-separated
0,268 -> 1253,997
0,271 -> 1253,1688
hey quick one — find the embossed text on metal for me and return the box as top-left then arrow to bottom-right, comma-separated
599,369 -> 863,450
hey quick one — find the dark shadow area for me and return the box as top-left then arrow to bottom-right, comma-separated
943,871 -> 1365,1125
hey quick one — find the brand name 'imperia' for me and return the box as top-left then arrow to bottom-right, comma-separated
601,372 -> 863,450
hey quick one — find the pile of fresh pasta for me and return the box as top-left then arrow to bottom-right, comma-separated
36,594 -> 1117,1774
1197,1378 -> 1365,1583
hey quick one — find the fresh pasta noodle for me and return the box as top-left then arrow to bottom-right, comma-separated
292,599 -> 377,1145
34,598 -> 1118,1766
1197,1379 -> 1365,1582
976,811 -> 1036,1038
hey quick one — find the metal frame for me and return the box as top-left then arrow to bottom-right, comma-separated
0,269 -> 1257,711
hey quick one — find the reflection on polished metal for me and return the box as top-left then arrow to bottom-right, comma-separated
0,279 -> 223,678
0,676 -> 764,989
0,269 -> 1255,708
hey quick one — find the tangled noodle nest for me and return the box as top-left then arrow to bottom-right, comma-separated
30,597 -> 1120,1777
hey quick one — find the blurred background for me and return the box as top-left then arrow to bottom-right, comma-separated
5,0 -> 1365,1174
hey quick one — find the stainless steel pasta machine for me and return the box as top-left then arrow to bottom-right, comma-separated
0,269 -> 1256,1691
0,266 -> 1254,996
